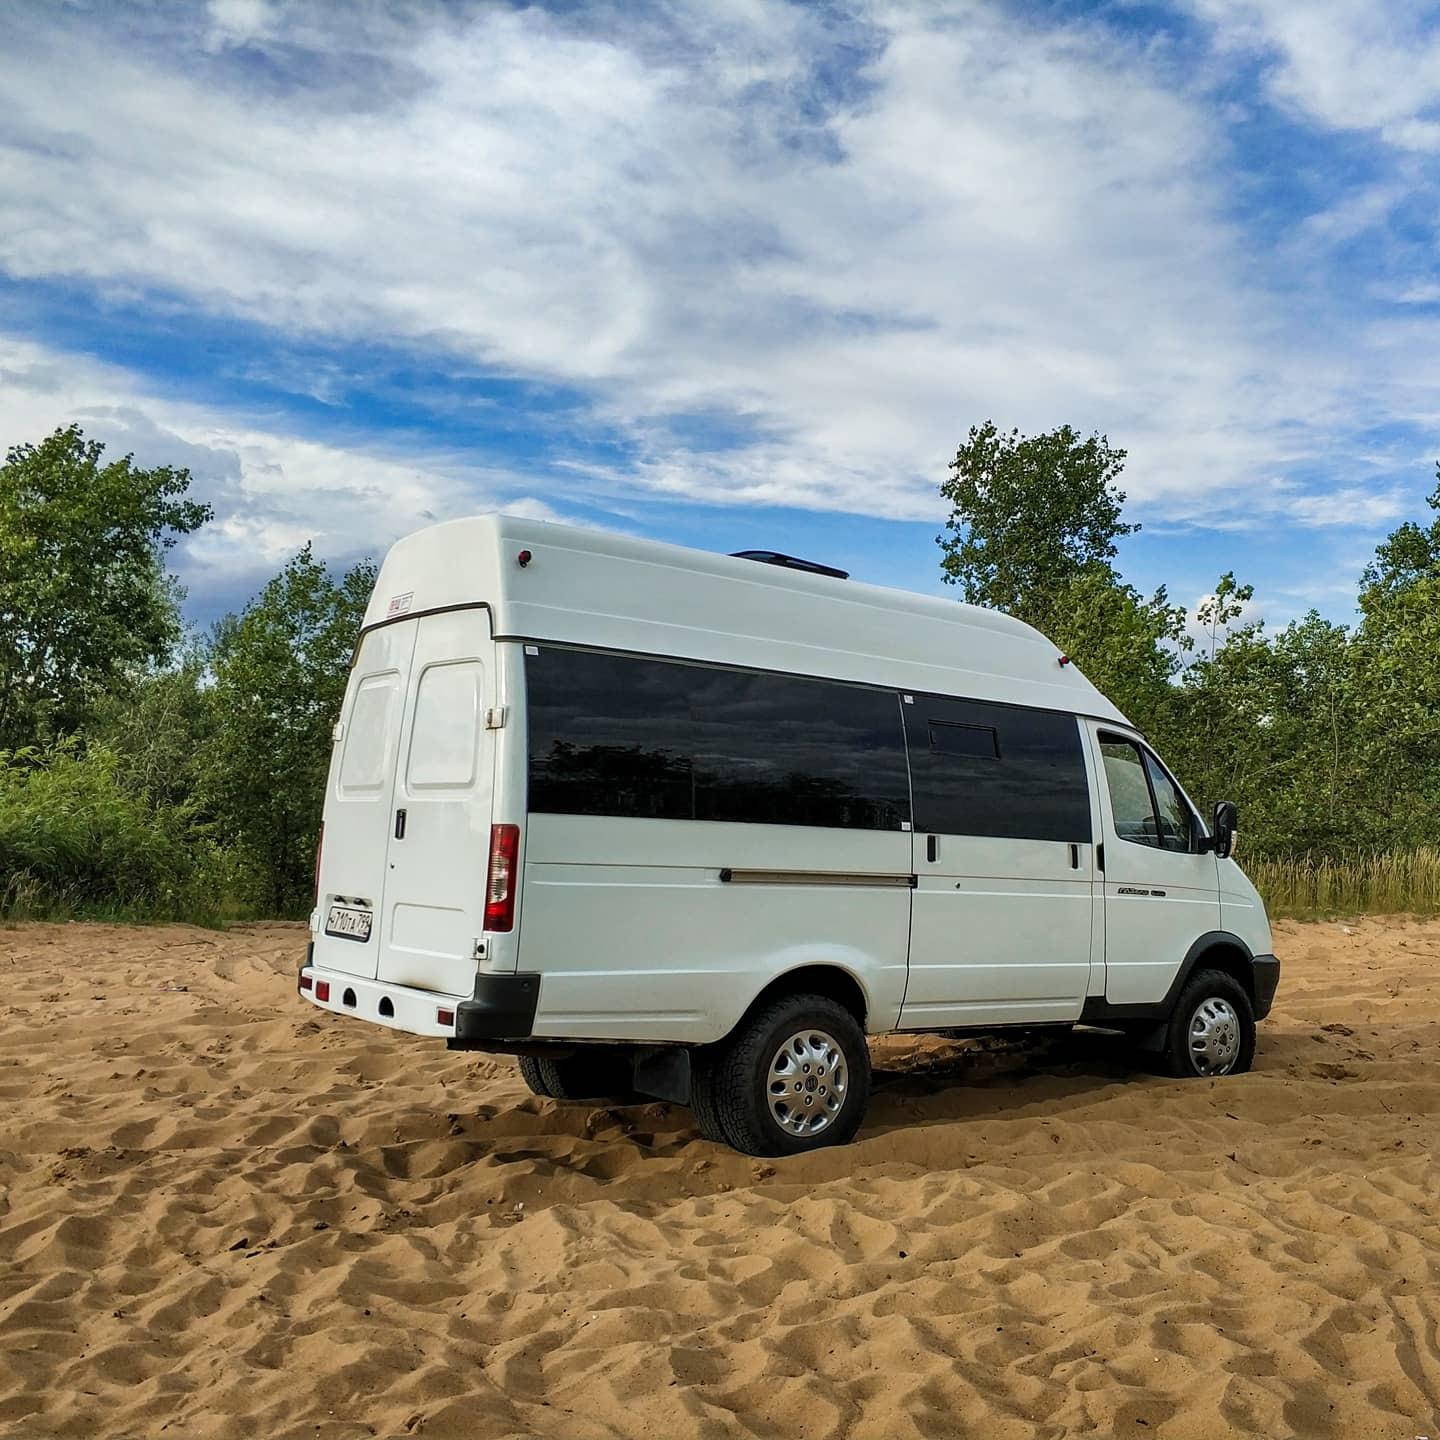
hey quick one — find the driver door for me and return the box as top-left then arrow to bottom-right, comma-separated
1089,728 -> 1220,1006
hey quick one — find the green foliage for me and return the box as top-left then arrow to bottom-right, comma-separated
939,421 -> 1137,622
0,426 -> 211,749
7,417 -> 1440,924
199,544 -> 376,915
939,420 -> 1189,735
1350,471 -> 1440,847
88,650 -> 214,811
939,424 -> 1440,889
0,741 -> 256,924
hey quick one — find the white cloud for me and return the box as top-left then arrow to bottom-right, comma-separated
205,0 -> 276,51
1185,0 -> 1440,150
0,333 -> 585,611
0,0 -> 1426,562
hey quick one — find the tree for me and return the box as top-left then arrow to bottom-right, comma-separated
1351,469 -> 1440,846
0,425 -> 211,748
938,421 -> 1137,622
938,421 -> 1187,738
200,545 -> 376,913
1195,571 -> 1255,662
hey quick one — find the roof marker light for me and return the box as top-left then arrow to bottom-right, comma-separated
517,549 -> 533,568
1058,654 -> 1072,667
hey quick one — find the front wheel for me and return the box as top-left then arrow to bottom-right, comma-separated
1159,969 -> 1255,1078
692,994 -> 871,1156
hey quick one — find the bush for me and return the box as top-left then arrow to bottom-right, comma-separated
0,742 -> 259,924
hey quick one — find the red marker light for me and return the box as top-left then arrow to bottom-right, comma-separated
436,1008 -> 455,1026
1058,654 -> 1072,667
315,980 -> 331,1002
517,549 -> 532,568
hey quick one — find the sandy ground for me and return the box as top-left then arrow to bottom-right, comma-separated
0,918 -> 1437,1440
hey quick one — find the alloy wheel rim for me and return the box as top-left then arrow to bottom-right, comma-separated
767,1029 -> 848,1136
1188,996 -> 1241,1075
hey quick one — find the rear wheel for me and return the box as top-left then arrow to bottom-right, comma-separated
693,993 -> 871,1156
517,1050 -> 636,1102
1160,969 -> 1255,1078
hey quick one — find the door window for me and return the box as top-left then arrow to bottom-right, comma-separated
407,661 -> 482,789
1099,736 -> 1194,852
1144,751 -> 1194,852
339,673 -> 401,794
906,697 -> 1091,842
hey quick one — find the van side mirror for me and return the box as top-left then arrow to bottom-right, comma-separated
1202,800 -> 1238,858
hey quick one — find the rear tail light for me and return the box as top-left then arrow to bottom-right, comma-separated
299,973 -> 314,992
313,822 -> 325,908
484,824 -> 520,932
436,1008 -> 455,1026
315,980 -> 331,1002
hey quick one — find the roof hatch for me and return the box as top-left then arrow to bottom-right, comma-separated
729,550 -> 849,580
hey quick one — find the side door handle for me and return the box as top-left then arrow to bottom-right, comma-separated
926,834 -> 938,863
394,808 -> 407,840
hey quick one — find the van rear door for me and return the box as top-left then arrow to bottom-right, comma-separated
313,620 -> 418,980
376,609 -> 496,996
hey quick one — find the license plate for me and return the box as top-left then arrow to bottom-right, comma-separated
325,905 -> 373,943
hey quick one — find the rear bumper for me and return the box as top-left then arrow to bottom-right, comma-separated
455,971 -> 540,1041
1251,953 -> 1280,1020
298,963 -> 465,1037
297,956 -> 540,1042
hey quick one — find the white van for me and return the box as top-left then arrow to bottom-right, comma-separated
299,516 -> 1279,1156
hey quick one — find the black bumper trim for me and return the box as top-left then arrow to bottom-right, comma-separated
454,971 -> 541,1041
1251,953 -> 1280,1020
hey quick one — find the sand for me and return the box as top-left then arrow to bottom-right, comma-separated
0,916 -> 1437,1439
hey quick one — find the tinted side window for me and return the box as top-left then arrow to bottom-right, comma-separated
526,650 -> 694,820
525,647 -> 910,831
689,669 -> 909,830
907,697 -> 1091,842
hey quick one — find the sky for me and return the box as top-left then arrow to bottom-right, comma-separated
2,0 -> 1439,634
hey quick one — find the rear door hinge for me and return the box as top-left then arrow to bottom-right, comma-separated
484,706 -> 508,730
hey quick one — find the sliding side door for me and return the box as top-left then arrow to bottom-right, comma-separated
900,696 -> 1098,1029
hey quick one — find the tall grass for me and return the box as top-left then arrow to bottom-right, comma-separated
0,743 -> 261,927
1250,848 -> 1440,918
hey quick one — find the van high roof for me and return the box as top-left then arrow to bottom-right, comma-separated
363,514 -> 1128,725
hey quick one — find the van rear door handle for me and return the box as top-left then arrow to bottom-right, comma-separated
394,808 -> 407,840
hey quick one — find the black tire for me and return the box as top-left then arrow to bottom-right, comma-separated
517,1050 -> 636,1102
698,993 -> 871,1157
688,1051 -> 735,1145
1159,968 -> 1255,1079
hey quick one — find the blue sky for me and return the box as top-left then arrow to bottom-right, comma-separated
2,0 -> 1439,636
